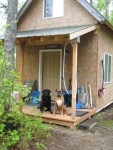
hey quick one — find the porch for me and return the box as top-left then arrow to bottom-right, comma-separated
16,24 -> 98,125
22,105 -> 96,128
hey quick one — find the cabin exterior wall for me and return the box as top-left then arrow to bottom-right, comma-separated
97,24 -> 113,110
17,0 -> 98,31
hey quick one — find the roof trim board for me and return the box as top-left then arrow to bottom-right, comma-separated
77,0 -> 105,22
69,25 -> 98,40
17,0 -> 33,20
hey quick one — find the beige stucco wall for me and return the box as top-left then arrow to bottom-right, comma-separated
20,33 -> 98,107
17,0 -> 98,31
22,44 -> 72,89
62,44 -> 72,90
97,24 -> 113,111
78,32 -> 98,107
23,45 -> 39,82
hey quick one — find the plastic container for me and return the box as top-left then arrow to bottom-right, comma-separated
80,86 -> 85,93
76,102 -> 83,109
32,91 -> 40,104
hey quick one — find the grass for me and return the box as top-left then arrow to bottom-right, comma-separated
93,113 -> 103,119
98,120 -> 113,128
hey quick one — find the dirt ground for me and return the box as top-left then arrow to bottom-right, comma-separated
11,104 -> 113,150
45,104 -> 113,150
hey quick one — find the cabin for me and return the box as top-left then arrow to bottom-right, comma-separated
10,0 -> 113,128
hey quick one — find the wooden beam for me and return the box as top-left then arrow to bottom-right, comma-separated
18,42 -> 25,102
70,25 -> 98,40
75,108 -> 96,125
40,37 -> 44,42
94,29 -> 99,35
26,39 -> 69,45
72,42 -> 78,120
70,37 -> 80,43
19,42 -> 25,83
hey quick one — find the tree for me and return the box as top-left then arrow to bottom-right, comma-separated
109,10 -> 113,24
4,0 -> 18,71
0,0 -> 26,31
88,0 -> 113,25
104,0 -> 111,19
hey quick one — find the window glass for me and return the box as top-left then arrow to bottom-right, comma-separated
108,55 -> 111,82
44,0 -> 53,18
104,54 -> 112,83
44,0 -> 63,18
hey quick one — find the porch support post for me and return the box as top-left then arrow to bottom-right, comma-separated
19,42 -> 25,100
72,42 -> 78,120
19,42 -> 25,83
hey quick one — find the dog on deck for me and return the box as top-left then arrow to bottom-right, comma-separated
40,89 -> 53,114
53,88 -> 67,115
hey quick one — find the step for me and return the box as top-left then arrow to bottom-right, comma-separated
79,118 -> 97,130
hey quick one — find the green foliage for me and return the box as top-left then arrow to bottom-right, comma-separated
95,0 -> 106,12
18,0 -> 26,11
91,0 -> 113,25
0,40 -> 50,150
109,10 -> 113,25
93,113 -> 103,119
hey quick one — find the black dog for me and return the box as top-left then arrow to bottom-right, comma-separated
40,89 -> 53,114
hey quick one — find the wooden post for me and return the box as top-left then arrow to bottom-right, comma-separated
72,42 -> 78,120
19,42 -> 25,83
19,42 -> 25,100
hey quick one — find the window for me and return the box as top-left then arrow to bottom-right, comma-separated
104,54 -> 112,83
44,0 -> 63,18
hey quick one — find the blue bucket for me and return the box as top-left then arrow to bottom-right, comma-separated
32,91 -> 40,104
76,102 -> 82,109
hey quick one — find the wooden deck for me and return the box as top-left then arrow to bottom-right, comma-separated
22,106 -> 96,128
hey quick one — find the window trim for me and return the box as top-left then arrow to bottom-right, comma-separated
103,53 -> 112,84
43,0 -> 64,19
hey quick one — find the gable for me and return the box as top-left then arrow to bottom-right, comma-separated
17,0 -> 98,31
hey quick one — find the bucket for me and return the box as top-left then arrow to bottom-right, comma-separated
76,102 -> 83,109
32,91 -> 40,104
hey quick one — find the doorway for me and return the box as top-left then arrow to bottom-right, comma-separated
39,50 -> 62,100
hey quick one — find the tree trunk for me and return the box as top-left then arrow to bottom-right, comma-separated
4,0 -> 18,71
3,0 -> 18,112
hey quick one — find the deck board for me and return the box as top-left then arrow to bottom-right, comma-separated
22,106 -> 96,128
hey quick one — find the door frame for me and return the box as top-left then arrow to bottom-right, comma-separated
39,49 -> 62,100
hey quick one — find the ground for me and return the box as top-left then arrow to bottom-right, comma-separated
11,104 -> 113,150
45,104 -> 113,150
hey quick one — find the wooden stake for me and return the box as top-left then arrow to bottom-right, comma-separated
72,42 -> 78,120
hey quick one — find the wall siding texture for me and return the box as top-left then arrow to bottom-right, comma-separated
19,32 -> 98,107
78,32 -> 98,107
17,0 -> 98,31
97,24 -> 113,110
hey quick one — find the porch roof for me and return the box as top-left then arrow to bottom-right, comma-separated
0,24 -> 97,40
16,24 -> 93,38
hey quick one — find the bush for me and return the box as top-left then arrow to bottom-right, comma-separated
0,41 -> 50,150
